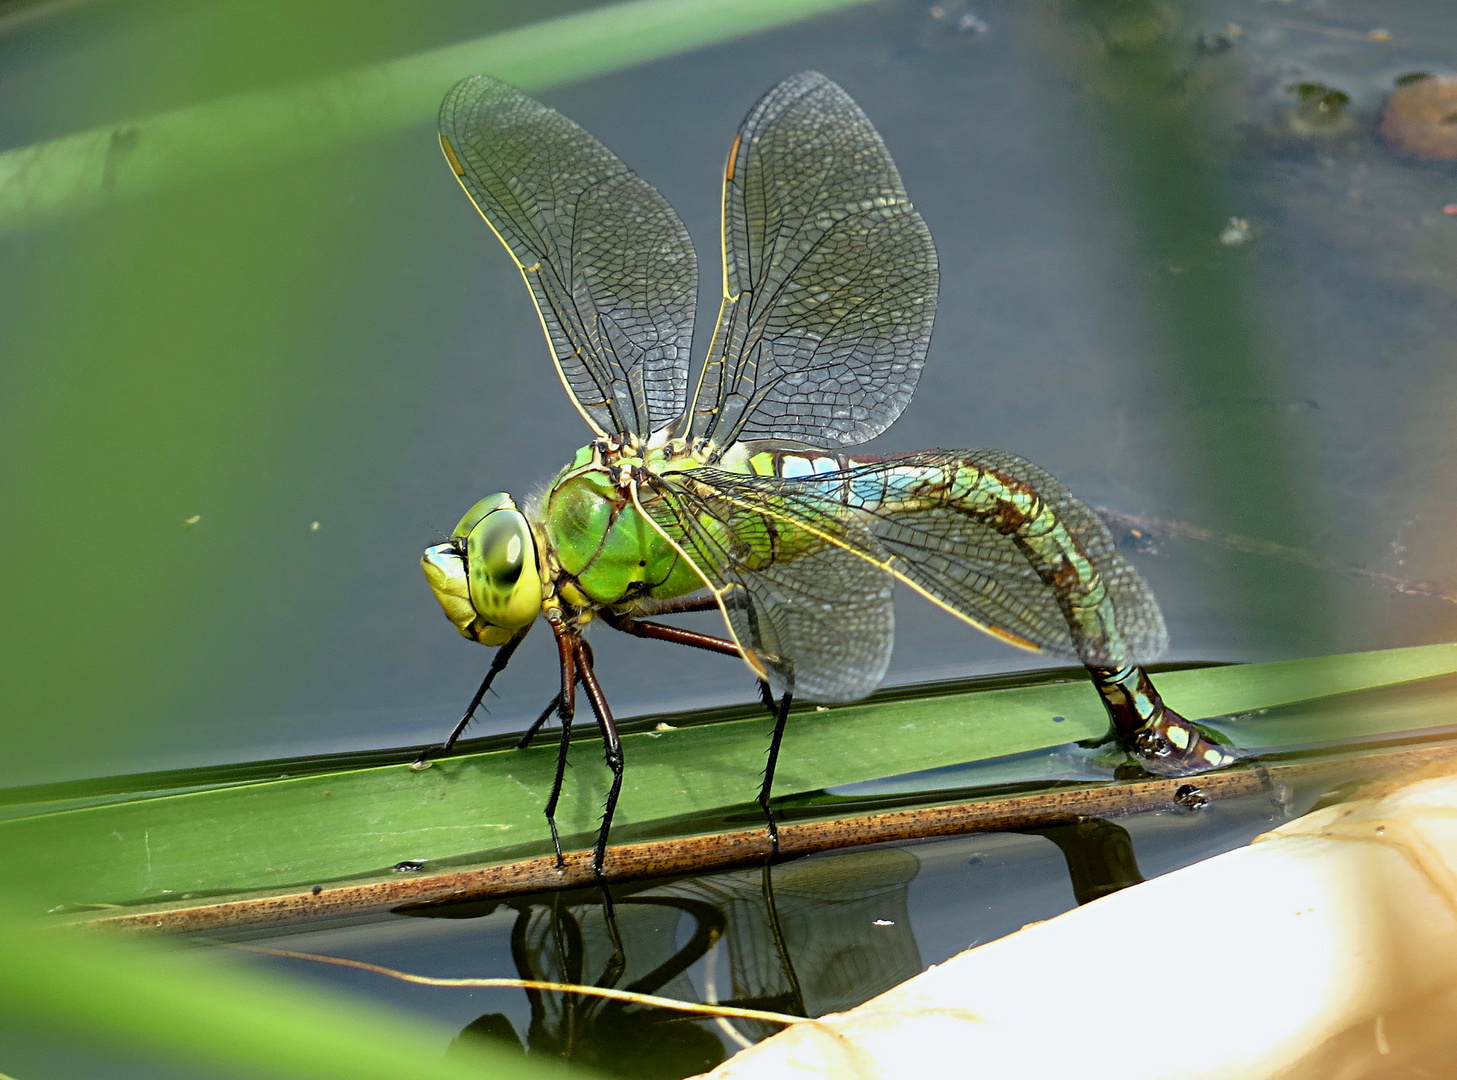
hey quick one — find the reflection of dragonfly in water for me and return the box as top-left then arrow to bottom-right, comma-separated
443,848 -> 921,1076
417,70 -> 1237,875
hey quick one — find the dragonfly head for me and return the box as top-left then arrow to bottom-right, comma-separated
421,493 -> 542,646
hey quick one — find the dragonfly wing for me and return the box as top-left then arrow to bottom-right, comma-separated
679,72 -> 937,450
638,473 -> 894,702
440,75 -> 696,439
665,453 -> 1166,670
858,452 -> 1169,665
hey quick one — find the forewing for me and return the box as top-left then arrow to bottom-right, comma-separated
680,72 -> 937,450
639,473 -> 894,702
440,75 -> 696,439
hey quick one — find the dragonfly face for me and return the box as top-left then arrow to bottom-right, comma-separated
421,493 -> 542,646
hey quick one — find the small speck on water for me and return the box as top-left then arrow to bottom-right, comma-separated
1219,217 -> 1254,246
873,919 -> 895,926
310,521 -> 320,531
1051,715 -> 1066,723
183,515 -> 201,525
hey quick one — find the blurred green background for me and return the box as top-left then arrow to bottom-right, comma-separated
3,0 -> 1456,792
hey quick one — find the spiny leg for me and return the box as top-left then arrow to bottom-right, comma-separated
541,700 -> 575,868
573,638 -> 624,882
605,610 -> 788,852
516,693 -> 564,750
540,622 -> 580,868
757,688 -> 794,858
1088,664 -> 1238,775
413,628 -> 529,768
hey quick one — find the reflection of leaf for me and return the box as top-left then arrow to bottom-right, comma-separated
4,645 -> 1457,913
0,898 -> 569,1080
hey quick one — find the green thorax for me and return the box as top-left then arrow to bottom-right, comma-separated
540,438 -> 727,609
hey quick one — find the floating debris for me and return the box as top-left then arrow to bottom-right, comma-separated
1219,217 -> 1254,246
928,2 -> 988,36
1196,23 -> 1243,54
1380,74 -> 1457,161
183,514 -> 201,525
310,520 -> 321,531
1286,81 -> 1352,136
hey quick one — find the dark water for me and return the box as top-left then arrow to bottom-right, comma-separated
3,0 -> 1457,784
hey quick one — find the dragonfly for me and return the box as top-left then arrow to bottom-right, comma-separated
418,71 -> 1236,878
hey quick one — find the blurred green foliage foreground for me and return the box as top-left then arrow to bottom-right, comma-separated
0,1 -> 870,1076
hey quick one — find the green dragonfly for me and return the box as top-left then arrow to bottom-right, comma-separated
418,71 -> 1235,876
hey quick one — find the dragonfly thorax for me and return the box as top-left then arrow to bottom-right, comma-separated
421,493 -> 544,646
540,440 -> 706,611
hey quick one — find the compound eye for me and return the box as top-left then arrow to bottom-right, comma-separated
452,493 -> 514,540
465,508 -> 540,630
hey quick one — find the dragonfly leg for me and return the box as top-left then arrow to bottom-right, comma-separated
606,611 -> 788,854
605,611 -> 782,721
606,609 -> 786,720
515,693 -> 564,750
540,622 -> 580,868
541,699 -> 574,869
601,610 -> 744,658
412,628 -> 530,768
757,689 -> 794,859
1088,665 -> 1238,776
574,637 -> 624,881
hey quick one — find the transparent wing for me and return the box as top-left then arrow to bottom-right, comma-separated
651,451 -> 1166,684
638,472 -> 894,702
678,72 -> 938,451
440,75 -> 696,439
857,451 -> 1168,665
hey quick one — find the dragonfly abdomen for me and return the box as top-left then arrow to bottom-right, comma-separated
737,448 -> 1163,667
